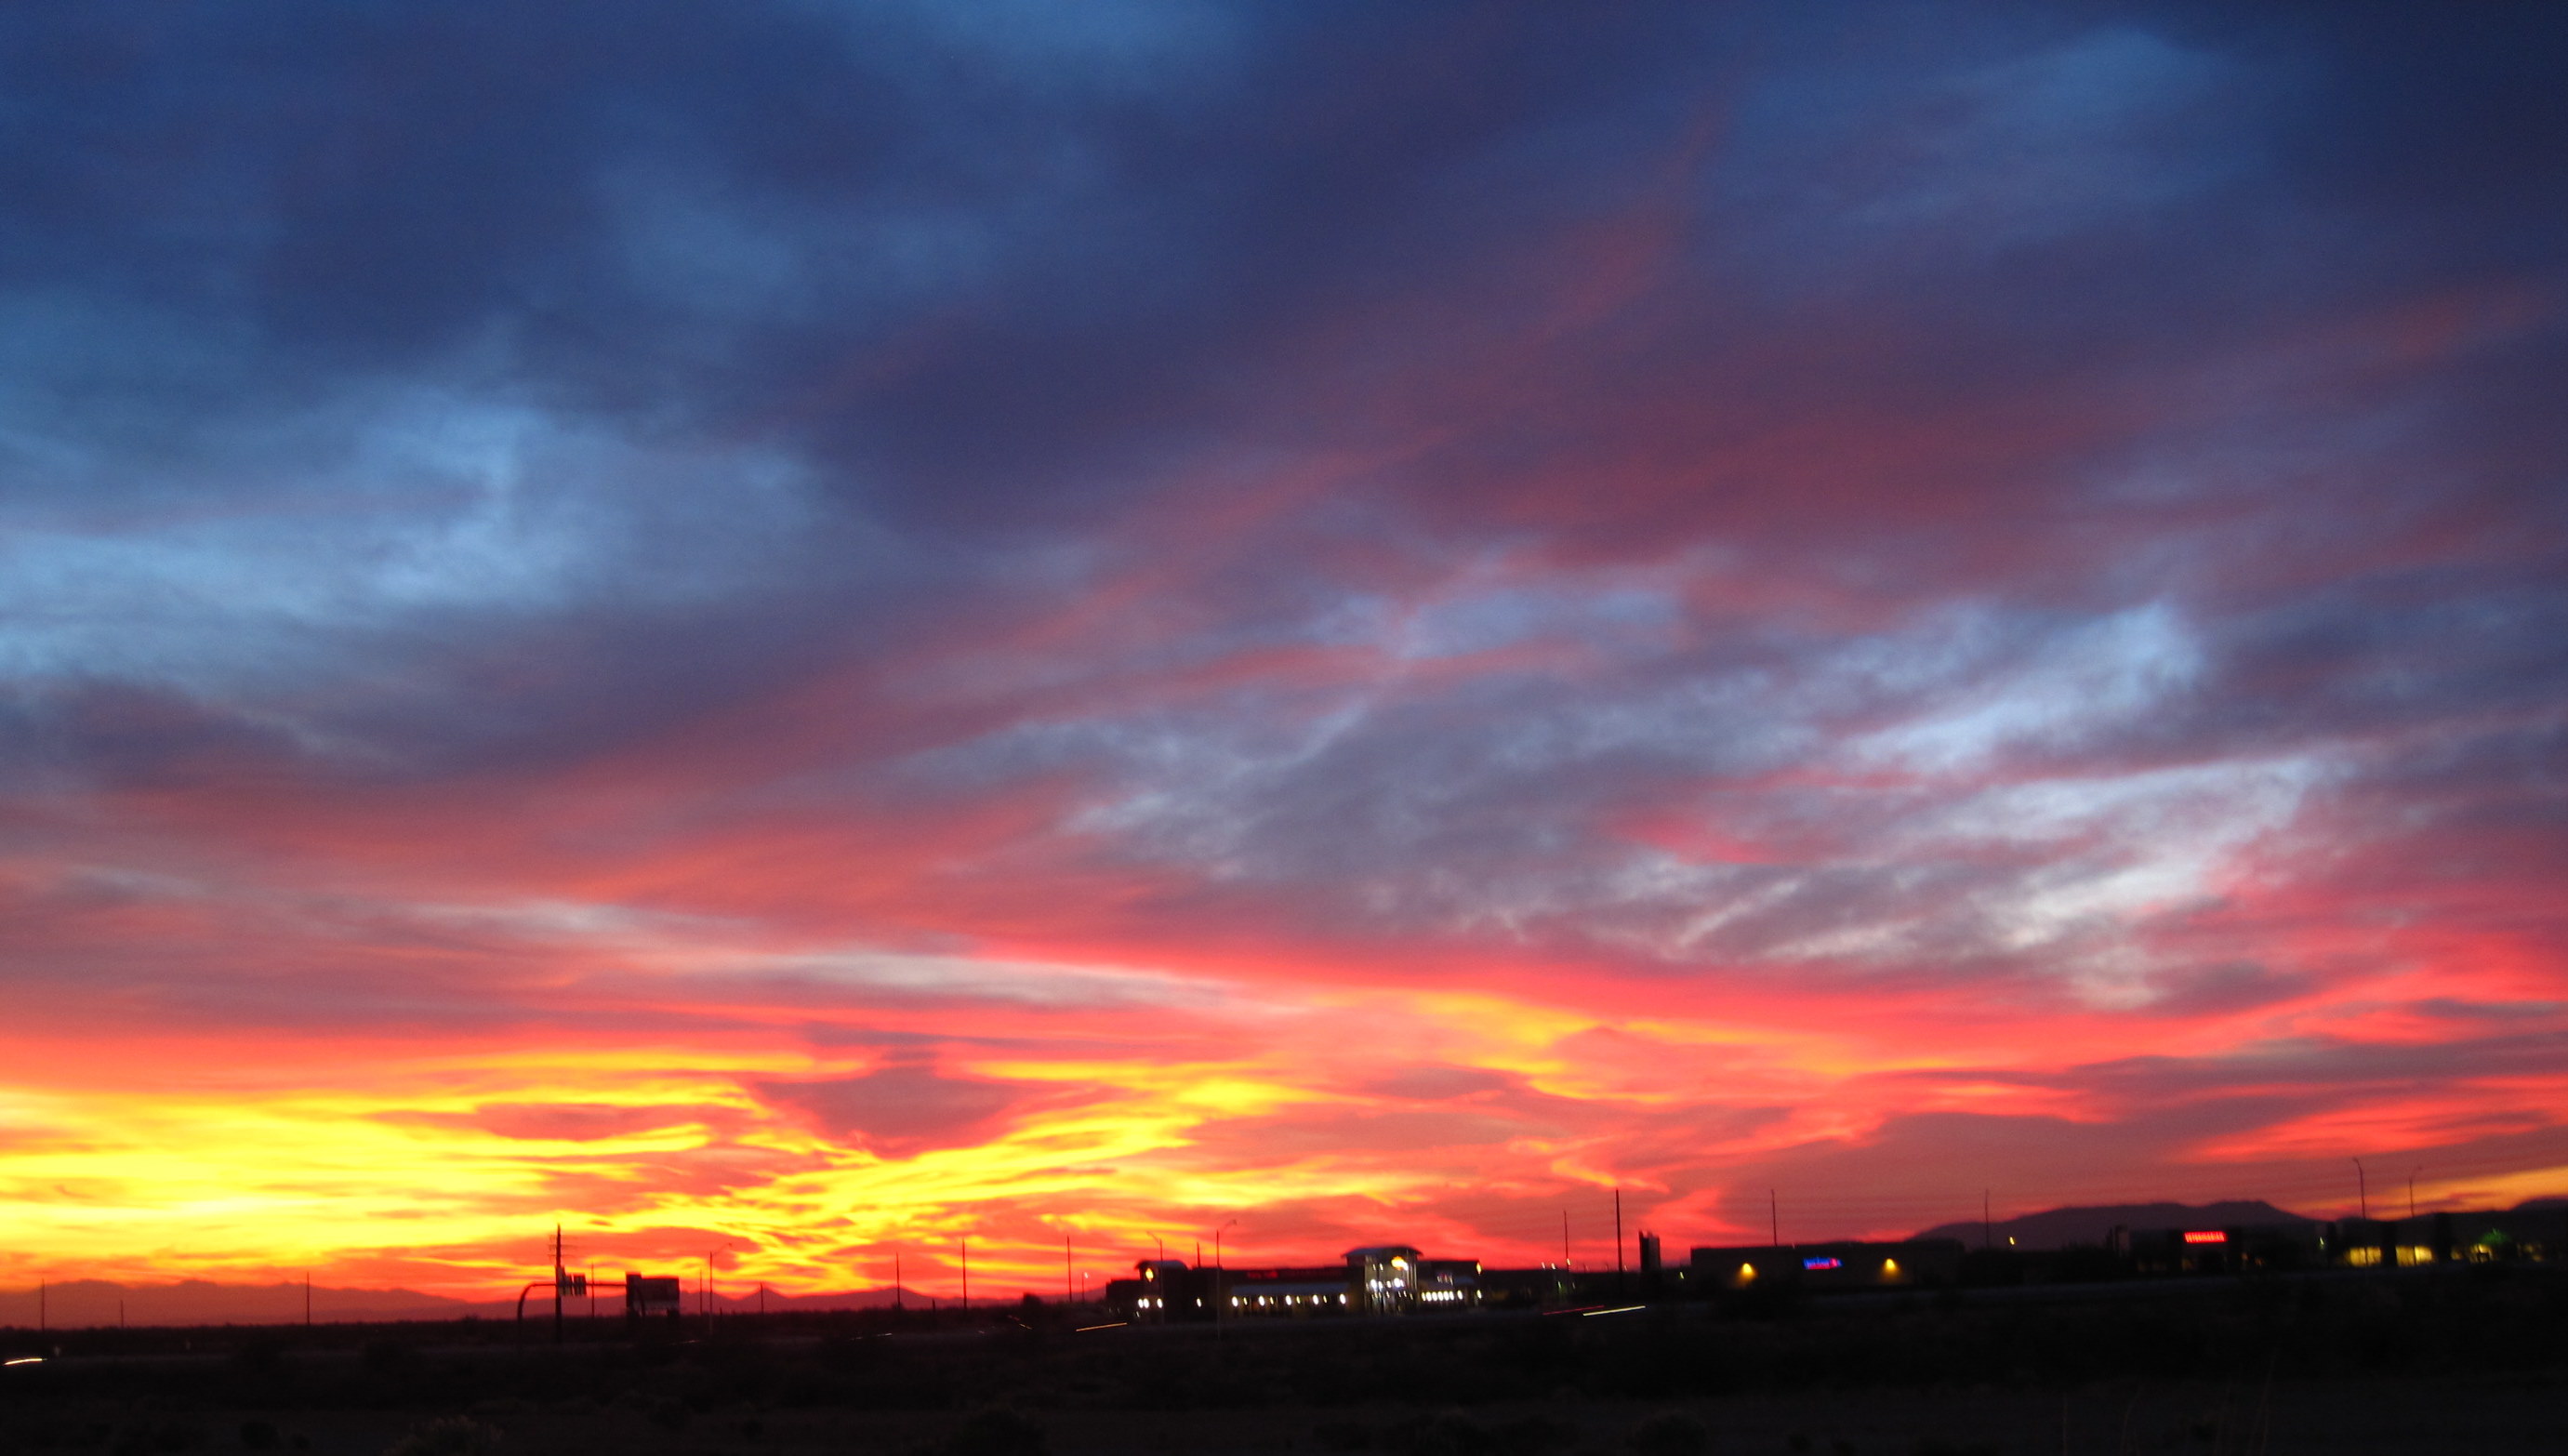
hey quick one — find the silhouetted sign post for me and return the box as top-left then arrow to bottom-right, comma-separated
624,1275 -> 682,1325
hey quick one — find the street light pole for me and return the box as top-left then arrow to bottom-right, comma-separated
2352,1158 -> 2368,1220
703,1241 -> 734,1334
1214,1218 -> 1238,1334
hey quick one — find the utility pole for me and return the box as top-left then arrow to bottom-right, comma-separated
1066,1234 -> 1074,1304
960,1238 -> 969,1310
304,1272 -> 312,1328
553,1225 -> 565,1345
1770,1189 -> 1780,1248
894,1251 -> 903,1310
1561,1209 -> 1570,1268
2408,1168 -> 2421,1221
36,1280 -> 44,1333
1613,1188 -> 1625,1294
2353,1158 -> 2368,1220
1982,1190 -> 1992,1251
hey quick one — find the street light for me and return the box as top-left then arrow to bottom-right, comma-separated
1213,1218 -> 1238,1336
703,1241 -> 736,1331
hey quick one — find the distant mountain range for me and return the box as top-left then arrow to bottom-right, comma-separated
1910,1200 -> 2312,1251
1,1279 -> 937,1330
1909,1198 -> 2568,1250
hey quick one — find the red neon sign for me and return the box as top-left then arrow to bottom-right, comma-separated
2182,1230 -> 2226,1245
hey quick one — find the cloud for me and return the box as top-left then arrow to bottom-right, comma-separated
378,1102 -> 740,1144
0,2 -> 2563,1289
748,1064 -> 1058,1158
1358,1066 -> 1519,1103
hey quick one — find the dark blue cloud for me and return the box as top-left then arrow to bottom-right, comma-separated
0,0 -> 2561,1007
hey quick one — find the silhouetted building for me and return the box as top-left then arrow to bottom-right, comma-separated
1225,1264 -> 1357,1316
1476,1266 -> 1576,1308
1119,1258 -> 1209,1321
2130,1223 -> 2323,1274
1416,1258 -> 1481,1308
1105,1247 -> 1486,1322
1690,1238 -> 1963,1291
2320,1208 -> 2565,1267
1345,1246 -> 1419,1314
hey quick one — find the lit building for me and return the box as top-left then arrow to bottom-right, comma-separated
1105,1245 -> 1485,1322
1224,1264 -> 1356,1316
2321,1209 -> 2564,1269
1346,1245 -> 1420,1314
2130,1223 -> 2325,1274
1689,1239 -> 1963,1291
1416,1258 -> 1481,1307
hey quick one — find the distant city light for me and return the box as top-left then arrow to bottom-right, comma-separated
2183,1231 -> 2227,1245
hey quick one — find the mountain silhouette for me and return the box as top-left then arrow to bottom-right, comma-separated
1,1278 -> 930,1329
1912,1201 -> 2314,1250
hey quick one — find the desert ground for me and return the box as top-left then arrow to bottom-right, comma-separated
5,1270 -> 2561,1455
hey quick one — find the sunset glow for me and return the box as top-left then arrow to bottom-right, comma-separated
3,3 -> 2564,1310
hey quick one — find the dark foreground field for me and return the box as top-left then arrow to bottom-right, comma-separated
5,1269 -> 2561,1455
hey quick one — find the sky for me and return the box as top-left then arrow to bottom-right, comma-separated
3,1 -> 2566,1308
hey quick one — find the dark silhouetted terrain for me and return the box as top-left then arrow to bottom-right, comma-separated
4,1266 -> 2562,1454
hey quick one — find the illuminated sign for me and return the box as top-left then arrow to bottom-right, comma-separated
2182,1231 -> 2227,1245
1801,1256 -> 1841,1270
